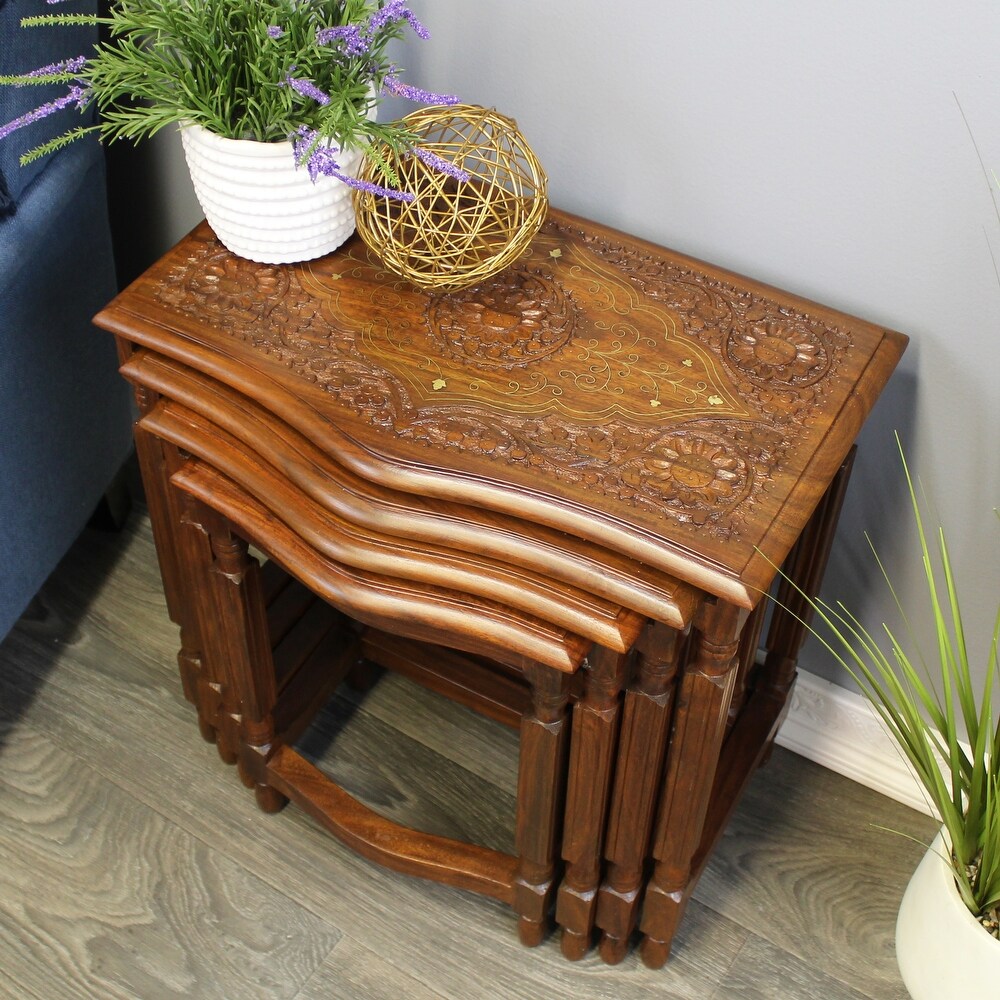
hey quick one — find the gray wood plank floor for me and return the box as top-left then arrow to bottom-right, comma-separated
0,507 -> 935,999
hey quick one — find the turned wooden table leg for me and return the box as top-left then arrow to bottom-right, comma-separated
168,477 -> 245,764
595,622 -> 683,964
557,645 -> 629,960
116,340 -> 211,741
763,447 -> 856,695
513,662 -> 572,947
133,412 -> 241,761
174,485 -> 245,764
727,601 -> 768,728
190,498 -> 287,814
638,601 -> 743,968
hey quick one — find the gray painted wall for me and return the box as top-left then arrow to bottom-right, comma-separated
143,0 -> 1000,695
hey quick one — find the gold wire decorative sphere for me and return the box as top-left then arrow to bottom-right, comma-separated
352,104 -> 548,292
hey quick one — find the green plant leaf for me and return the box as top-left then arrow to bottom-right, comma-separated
763,438 -> 999,918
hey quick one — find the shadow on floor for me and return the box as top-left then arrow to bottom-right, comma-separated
0,468 -> 145,751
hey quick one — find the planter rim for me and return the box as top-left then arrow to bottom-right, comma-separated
179,122 -> 296,156
926,828 -> 999,940
178,107 -> 371,155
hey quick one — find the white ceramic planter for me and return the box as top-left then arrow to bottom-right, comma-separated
179,123 -> 363,264
896,829 -> 1000,998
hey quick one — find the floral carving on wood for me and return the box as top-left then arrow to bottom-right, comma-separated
561,221 -> 852,417
727,318 -> 829,385
427,269 -> 575,367
150,221 -> 851,539
638,433 -> 749,508
159,248 -> 291,335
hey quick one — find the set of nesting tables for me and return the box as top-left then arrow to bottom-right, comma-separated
96,209 -> 906,967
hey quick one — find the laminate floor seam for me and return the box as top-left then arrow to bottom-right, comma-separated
706,931 -> 753,1000
288,936 -> 342,1000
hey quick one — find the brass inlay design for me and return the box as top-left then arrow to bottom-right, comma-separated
300,244 -> 751,425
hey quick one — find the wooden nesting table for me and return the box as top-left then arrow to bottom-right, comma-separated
95,209 -> 906,967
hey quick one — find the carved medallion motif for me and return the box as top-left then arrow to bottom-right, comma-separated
152,219 -> 855,541
638,432 -> 750,508
563,221 -> 852,418
160,250 -> 291,333
726,318 -> 829,385
297,249 -> 749,425
427,269 -> 574,367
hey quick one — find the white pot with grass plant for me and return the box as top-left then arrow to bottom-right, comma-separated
1,0 -> 462,264
784,437 -> 1000,999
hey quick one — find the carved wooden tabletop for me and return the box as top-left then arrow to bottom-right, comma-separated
98,208 -> 907,607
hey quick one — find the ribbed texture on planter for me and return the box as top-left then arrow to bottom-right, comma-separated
180,124 -> 363,264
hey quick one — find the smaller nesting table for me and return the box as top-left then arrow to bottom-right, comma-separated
95,209 -> 906,966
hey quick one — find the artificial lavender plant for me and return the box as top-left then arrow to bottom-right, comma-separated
0,0 -> 463,199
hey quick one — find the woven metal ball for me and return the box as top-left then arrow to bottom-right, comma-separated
352,104 -> 548,292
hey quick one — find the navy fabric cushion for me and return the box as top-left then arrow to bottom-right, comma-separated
0,0 -> 100,207
0,134 -> 133,639
0,170 -> 12,216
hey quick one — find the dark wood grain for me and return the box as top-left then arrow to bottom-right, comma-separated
173,461 -> 594,674
267,745 -> 519,904
513,663 -> 573,946
639,602 -> 745,967
132,423 -> 225,751
596,623 -> 684,963
763,448 -> 857,694
92,207 -> 907,969
360,629 -> 531,730
557,644 -> 629,959
143,397 -> 646,653
121,351 -> 698,629
97,210 -> 907,608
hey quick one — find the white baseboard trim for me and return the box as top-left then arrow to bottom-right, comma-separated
775,669 -> 936,817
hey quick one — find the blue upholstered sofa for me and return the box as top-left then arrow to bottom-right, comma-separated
0,0 -> 134,639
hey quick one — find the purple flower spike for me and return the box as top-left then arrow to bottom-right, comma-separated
412,146 -> 470,183
368,1 -> 429,40
266,25 -> 284,38
317,24 -> 369,57
0,85 -> 90,141
291,126 -> 414,201
335,172 -> 416,202
21,56 -> 87,82
285,73 -> 331,106
383,75 -> 458,105
306,146 -> 341,182
292,126 -> 341,182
